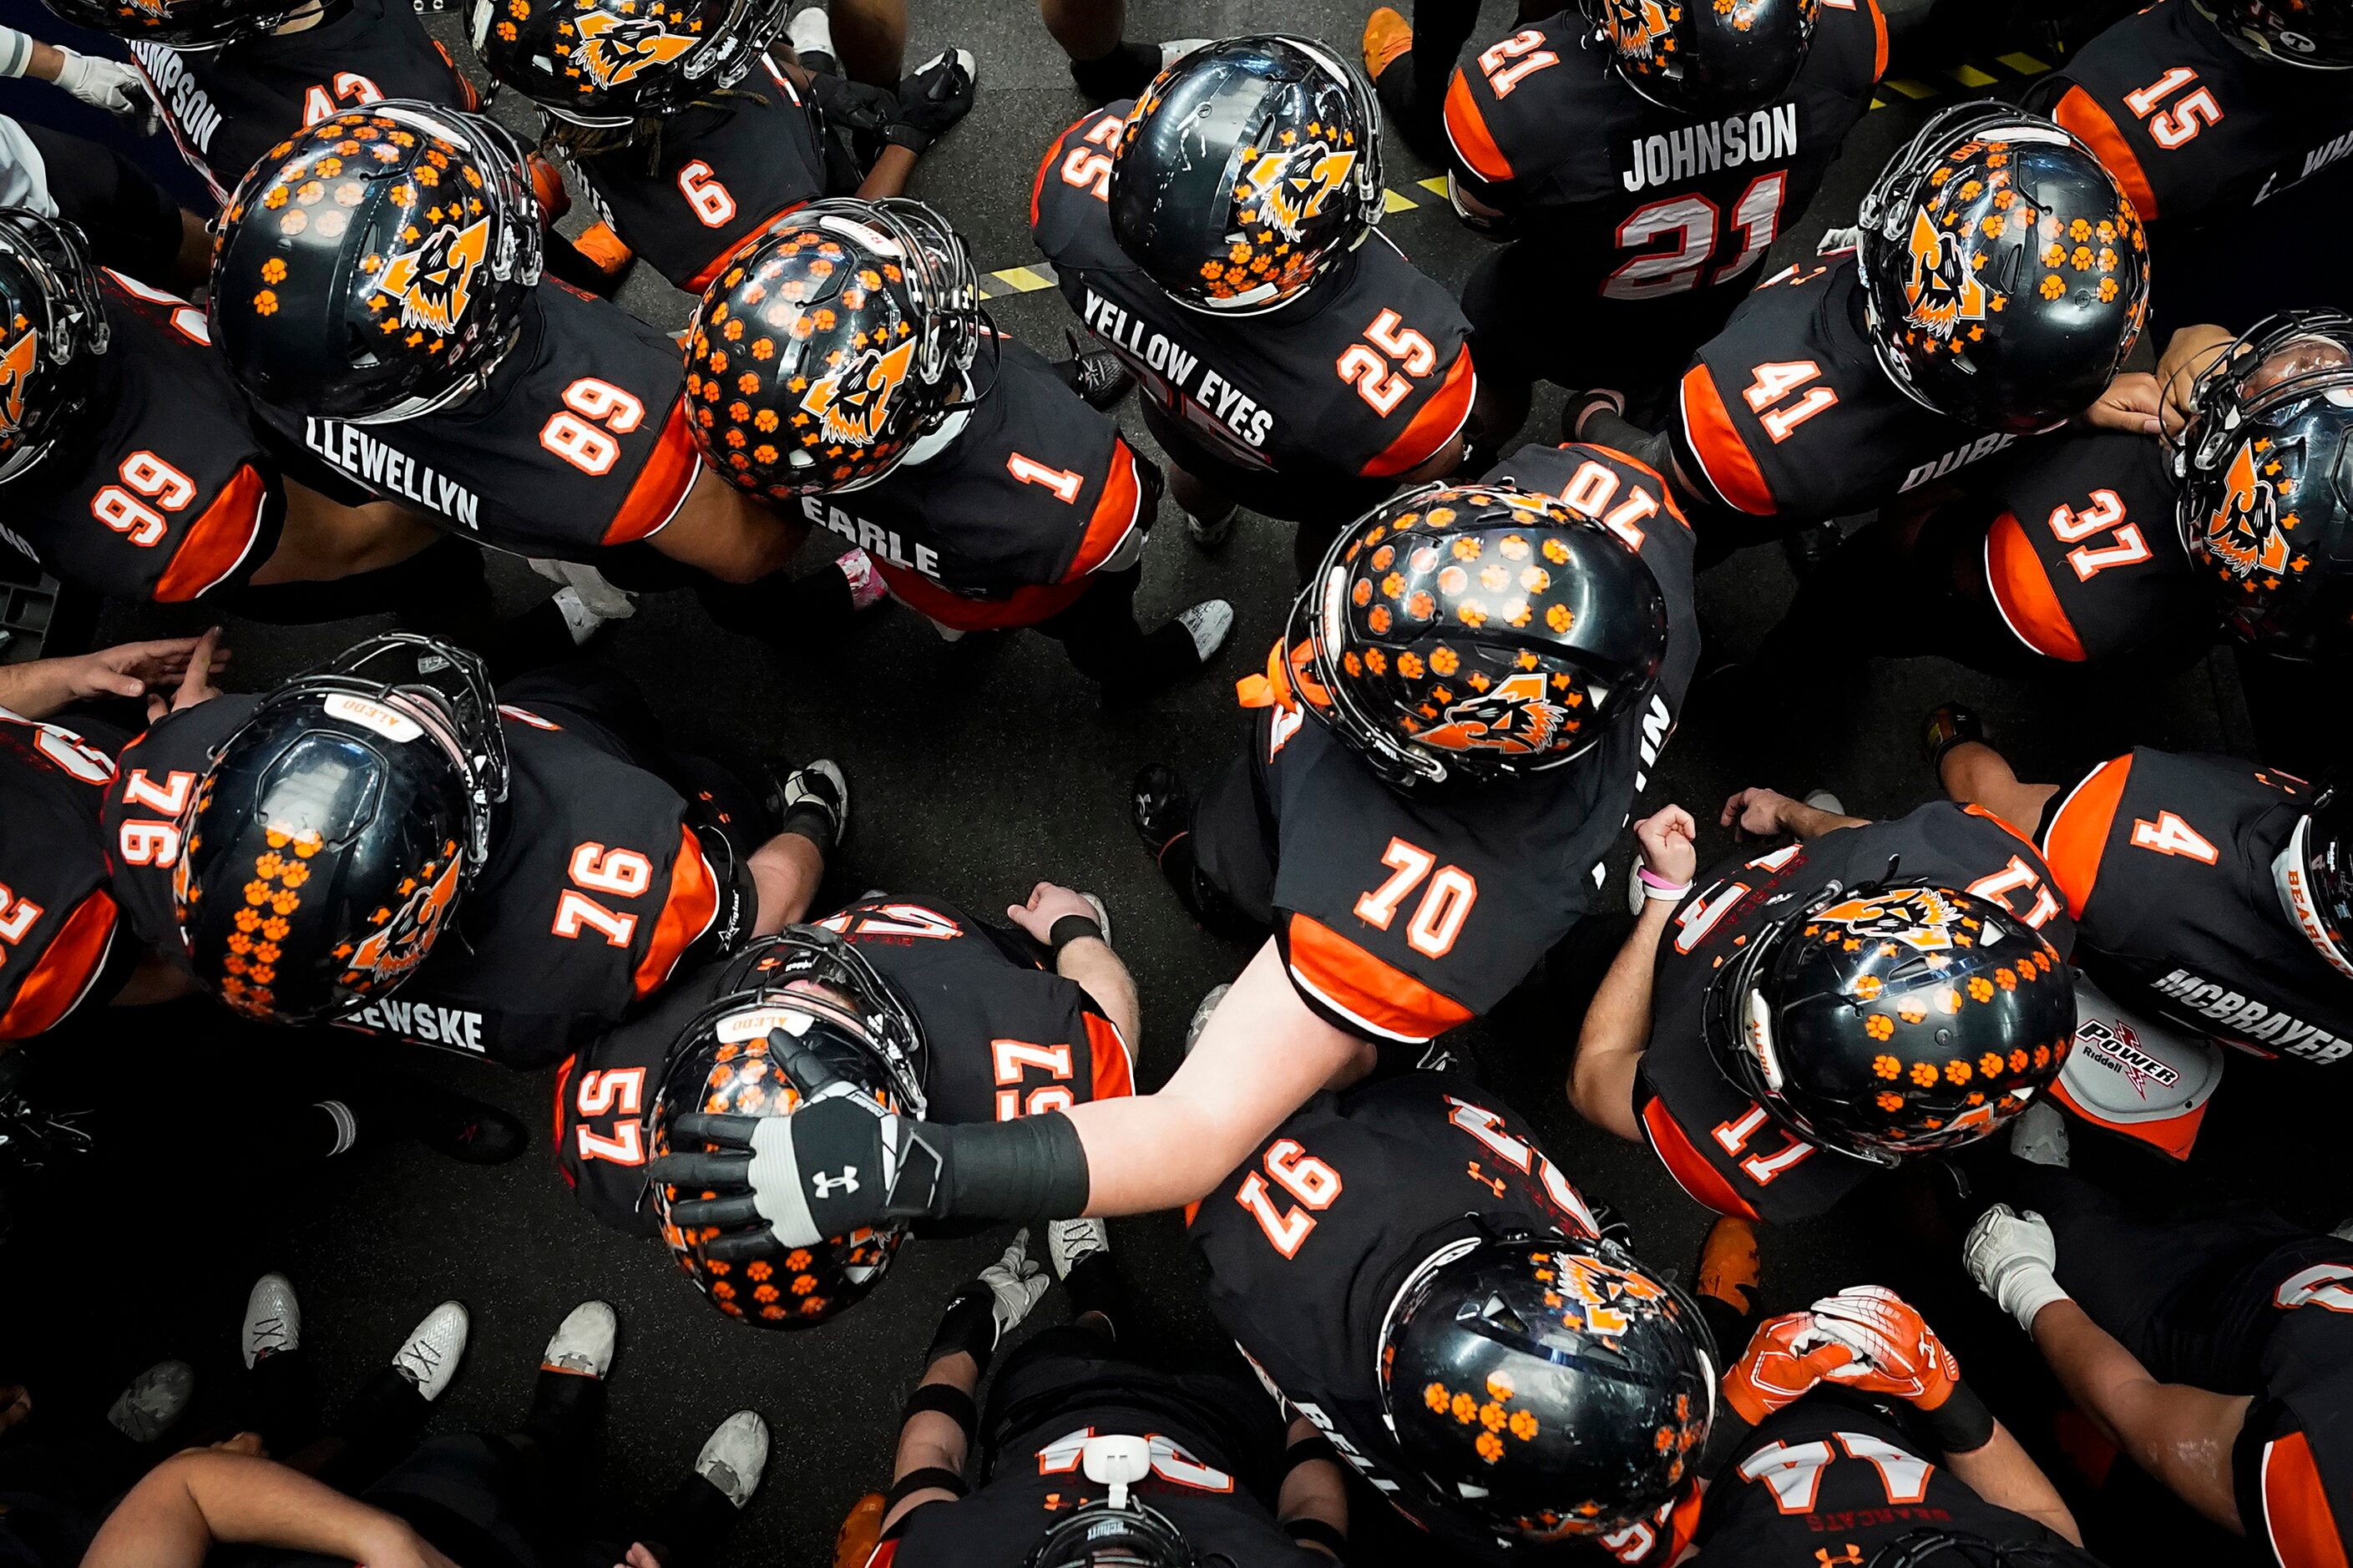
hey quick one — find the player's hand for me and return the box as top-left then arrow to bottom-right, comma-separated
1723,1310 -> 1864,1425
651,1032 -> 938,1257
49,48 -> 155,127
975,1227 -> 1050,1342
210,1431 -> 266,1455
2158,323 -> 2237,439
0,1384 -> 29,1434
1005,882 -> 1101,944
1721,787 -> 1796,838
1963,1204 -> 2071,1333
1806,1285 -> 1961,1409
1633,805 -> 1698,888
885,47 -> 976,154
619,1544 -> 662,1568
807,71 -> 897,135
57,635 -> 221,706
147,627 -> 225,722
2082,371 -> 2162,438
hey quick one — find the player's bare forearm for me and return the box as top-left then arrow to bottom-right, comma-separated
84,1450 -> 443,1568
653,473 -> 808,583
0,660 -> 77,719
1571,901 -> 1670,1141
856,145 -> 919,200
880,1349 -> 980,1535
748,831 -> 825,935
1780,799 -> 1867,838
1061,943 -> 1367,1214
1944,1421 -> 2082,1545
2030,1300 -> 2250,1533
1276,1414 -> 1349,1558
1055,936 -> 1141,1050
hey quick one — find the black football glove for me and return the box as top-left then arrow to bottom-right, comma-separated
883,47 -> 976,154
649,1033 -> 944,1261
807,71 -> 899,139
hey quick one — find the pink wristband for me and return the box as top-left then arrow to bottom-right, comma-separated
1637,867 -> 1691,898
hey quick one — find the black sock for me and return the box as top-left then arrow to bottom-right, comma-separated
1070,38 -> 1160,100
642,1473 -> 741,1565
1062,1251 -> 1127,1331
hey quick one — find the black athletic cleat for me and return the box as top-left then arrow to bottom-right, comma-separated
377,1075 -> 528,1166
1065,331 -> 1135,410
1131,763 -> 1193,861
1920,701 -> 1985,772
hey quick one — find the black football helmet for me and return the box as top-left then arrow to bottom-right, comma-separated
173,635 -> 509,1024
1381,1235 -> 1714,1543
686,198 -> 984,496
0,210 -> 111,486
650,926 -> 929,1329
211,102 -> 544,423
1868,1528 -> 2112,1567
38,0 -> 296,46
2173,311 -> 2353,660
1254,477 -> 1670,790
1581,0 -> 1821,114
1026,1436 -> 1200,1568
1856,102 -> 2148,433
2282,781 -> 2353,981
471,0 -> 791,127
1109,35 -> 1383,316
2196,0 -> 2353,65
1706,882 -> 2075,1166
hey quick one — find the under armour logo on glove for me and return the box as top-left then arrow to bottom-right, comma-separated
1805,1285 -> 1961,1410
1724,1311 -> 1865,1426
812,1167 -> 862,1198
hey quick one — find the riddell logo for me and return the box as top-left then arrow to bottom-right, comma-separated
0,327 -> 37,438
1902,207 -> 1987,339
2073,1017 -> 2179,1096
374,215 -> 491,336
801,337 -> 917,447
2204,438 -> 2294,580
1418,670 -> 1569,756
572,10 -> 696,89
1242,142 -> 1357,243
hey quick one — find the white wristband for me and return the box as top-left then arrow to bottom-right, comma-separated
0,27 -> 35,78
2005,1272 -> 2072,1336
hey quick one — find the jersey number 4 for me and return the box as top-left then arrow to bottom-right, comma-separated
1743,359 -> 1837,443
1738,1432 -> 1934,1515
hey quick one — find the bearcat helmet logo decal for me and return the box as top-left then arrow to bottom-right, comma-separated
2206,437 -> 2295,580
1604,0 -> 1677,58
0,328 -> 36,439
572,8 -> 698,88
1239,141 -> 1357,243
344,855 -> 463,988
1812,886 -> 1972,953
1903,206 -> 1987,340
1417,670 -> 1569,755
799,336 -> 918,447
374,215 -> 492,336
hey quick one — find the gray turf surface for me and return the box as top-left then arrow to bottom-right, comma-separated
70,3 -> 2328,1563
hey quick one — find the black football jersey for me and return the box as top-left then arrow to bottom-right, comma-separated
0,712 -> 129,1039
1975,429 -> 2207,665
0,271 -> 281,604
1031,104 -> 1475,503
101,676 -> 743,1067
2023,0 -> 2353,229
252,280 -> 703,560
1637,803 -> 2075,1223
555,893 -> 1133,1231
788,335 -> 1149,630
564,55 -> 830,294
2235,1239 -> 2353,1568
1688,1398 -> 2077,1565
126,0 -> 478,205
1199,443 -> 1696,1047
1188,1072 -> 1701,1566
2038,748 -> 2353,1065
1441,0 -> 1880,304
1672,258 -> 2020,526
879,1358 -> 1320,1568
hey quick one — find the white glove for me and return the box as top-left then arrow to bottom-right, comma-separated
52,50 -> 157,128
1963,1204 -> 2070,1333
977,1227 -> 1050,1343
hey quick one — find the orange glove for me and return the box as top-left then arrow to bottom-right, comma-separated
1723,1310 -> 1864,1426
1806,1285 -> 1961,1411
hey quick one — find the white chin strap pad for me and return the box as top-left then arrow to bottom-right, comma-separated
2050,969 -> 2226,1160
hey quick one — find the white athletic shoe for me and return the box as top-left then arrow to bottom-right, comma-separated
1078,893 -> 1112,947
779,759 -> 850,845
243,1272 -> 301,1369
529,557 -> 637,620
2007,1100 -> 2071,1169
1046,1217 -> 1111,1281
1802,789 -> 1846,816
1177,599 -> 1235,663
541,1301 -> 619,1380
106,1360 -> 193,1443
695,1411 -> 771,1510
785,5 -> 833,67
1184,984 -> 1231,1058
390,1302 -> 469,1402
551,586 -> 609,647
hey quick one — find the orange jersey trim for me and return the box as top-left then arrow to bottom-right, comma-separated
864,1540 -> 903,1568
2038,754 -> 2133,918
1640,1095 -> 1763,1221
2263,1429 -> 2350,1568
604,400 -> 704,544
2047,1071 -> 2207,1160
0,888 -> 118,1039
1062,438 -> 1146,581
1665,1485 -> 1706,1558
1441,70 -> 1515,183
1677,363 -> 1776,516
154,463 -> 271,603
875,561 -> 1091,631
1865,0 -> 1890,80
1984,510 -> 2088,662
1032,111 -> 1100,230
1364,347 -> 1477,479
551,1051 -> 579,1187
1085,1010 -> 1136,1101
1284,913 -> 1475,1044
682,200 -> 811,296
2052,85 -> 2158,220
632,823 -> 721,999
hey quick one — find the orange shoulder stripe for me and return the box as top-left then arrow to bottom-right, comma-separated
1866,0 -> 1890,80
1085,1011 -> 1136,1101
2263,1429 -> 2350,1568
632,822 -> 721,999
1640,1095 -> 1762,1221
604,398 -> 704,544
2039,754 -> 2134,917
1062,436 -> 1145,580
2053,84 -> 2159,220
552,1052 -> 579,1186
1284,913 -> 1474,1044
1031,111 -> 1101,230
1364,347 -> 1477,478
1984,510 -> 2089,662
155,463 -> 271,603
1441,70 -> 1515,184
1677,363 -> 1775,516
0,889 -> 118,1039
